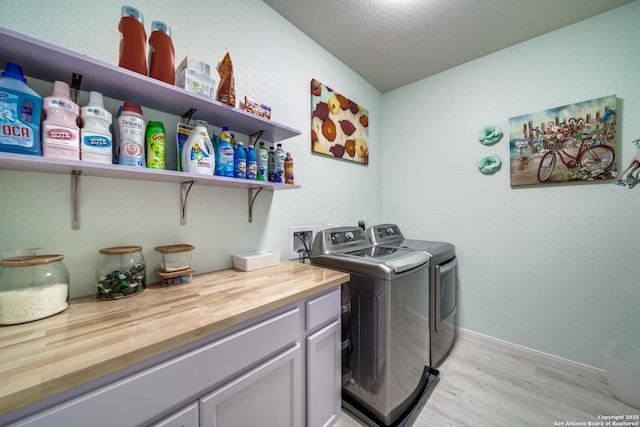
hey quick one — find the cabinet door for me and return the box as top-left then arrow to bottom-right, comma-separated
150,402 -> 198,427
306,319 -> 341,427
200,344 -> 302,427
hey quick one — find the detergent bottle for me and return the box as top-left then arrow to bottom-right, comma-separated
234,142 -> 246,179
216,126 -> 234,177
41,81 -> 80,159
284,152 -> 294,184
80,91 -> 112,163
148,21 -> 175,84
0,62 -> 42,156
246,144 -> 257,180
267,145 -> 275,182
256,141 -> 268,181
118,6 -> 147,75
274,143 -> 285,183
182,120 -> 214,175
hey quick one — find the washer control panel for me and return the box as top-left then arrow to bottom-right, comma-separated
330,228 -> 366,245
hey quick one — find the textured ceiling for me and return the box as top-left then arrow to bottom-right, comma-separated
263,0 -> 634,93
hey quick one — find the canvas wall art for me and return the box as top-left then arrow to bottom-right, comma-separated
509,95 -> 617,186
311,79 -> 369,165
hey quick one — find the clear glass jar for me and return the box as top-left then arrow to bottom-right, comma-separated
0,255 -> 70,325
96,246 -> 146,300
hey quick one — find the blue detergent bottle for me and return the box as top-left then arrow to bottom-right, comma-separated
234,142 -> 246,179
0,63 -> 43,156
246,145 -> 257,180
216,126 -> 234,177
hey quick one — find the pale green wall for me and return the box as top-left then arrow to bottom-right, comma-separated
0,0 -> 383,297
2,0 -> 638,370
381,1 -> 640,368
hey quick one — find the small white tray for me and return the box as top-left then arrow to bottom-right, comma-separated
232,251 -> 280,271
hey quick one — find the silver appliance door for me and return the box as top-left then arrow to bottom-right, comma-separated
435,256 -> 457,333
343,263 -> 430,425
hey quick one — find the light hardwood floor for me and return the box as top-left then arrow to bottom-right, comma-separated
336,334 -> 639,426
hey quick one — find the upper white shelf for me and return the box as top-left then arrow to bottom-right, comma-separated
0,27 -> 301,142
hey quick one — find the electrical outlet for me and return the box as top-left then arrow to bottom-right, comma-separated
289,225 -> 316,261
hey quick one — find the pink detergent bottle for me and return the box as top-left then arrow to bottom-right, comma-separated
41,81 -> 80,159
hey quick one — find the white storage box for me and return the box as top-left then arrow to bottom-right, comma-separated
176,69 -> 216,99
176,56 -> 211,77
232,251 -> 280,271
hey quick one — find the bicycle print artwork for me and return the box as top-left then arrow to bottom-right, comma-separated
509,95 -> 618,186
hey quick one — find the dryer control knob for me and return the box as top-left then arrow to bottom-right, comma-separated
386,227 -> 395,236
345,231 -> 354,241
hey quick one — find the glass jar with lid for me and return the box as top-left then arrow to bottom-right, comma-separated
96,246 -> 146,300
0,255 -> 70,325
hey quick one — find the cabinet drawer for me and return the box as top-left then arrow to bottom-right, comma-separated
14,308 -> 300,427
306,287 -> 340,331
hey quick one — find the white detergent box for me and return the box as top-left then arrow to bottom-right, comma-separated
176,56 -> 211,77
176,69 -> 216,99
232,251 -> 280,271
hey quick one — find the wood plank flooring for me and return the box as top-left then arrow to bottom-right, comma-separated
335,334 -> 639,426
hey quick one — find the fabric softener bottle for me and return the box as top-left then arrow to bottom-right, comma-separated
216,126 -> 234,177
0,62 -> 42,156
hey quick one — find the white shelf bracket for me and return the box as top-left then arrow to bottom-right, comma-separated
248,187 -> 263,223
71,170 -> 81,230
180,181 -> 195,225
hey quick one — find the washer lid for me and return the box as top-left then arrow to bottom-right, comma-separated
342,246 -> 428,273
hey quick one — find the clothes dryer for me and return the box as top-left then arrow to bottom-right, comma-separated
366,224 -> 457,367
311,226 -> 439,426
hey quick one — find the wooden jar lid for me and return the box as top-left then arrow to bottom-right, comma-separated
99,246 -> 143,255
0,254 -> 64,267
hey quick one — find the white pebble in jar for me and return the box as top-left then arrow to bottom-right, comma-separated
0,283 -> 69,324
0,254 -> 70,325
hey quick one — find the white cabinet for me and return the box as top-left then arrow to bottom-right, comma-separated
305,288 -> 342,427
307,320 -> 341,427
200,344 -> 302,427
7,287 -> 342,427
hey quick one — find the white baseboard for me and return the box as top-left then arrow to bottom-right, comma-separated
456,327 -> 607,382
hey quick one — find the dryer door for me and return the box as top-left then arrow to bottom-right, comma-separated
435,256 -> 457,332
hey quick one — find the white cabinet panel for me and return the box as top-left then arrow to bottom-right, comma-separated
200,344 -> 302,427
307,319 -> 341,427
306,288 -> 340,331
150,402 -> 198,427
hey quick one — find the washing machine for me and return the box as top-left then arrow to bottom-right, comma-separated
366,224 -> 457,367
311,226 -> 439,426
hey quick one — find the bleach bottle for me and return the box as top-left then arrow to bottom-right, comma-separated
42,81 -> 80,159
0,62 -> 42,156
182,120 -> 214,175
216,126 -> 234,177
80,91 -> 112,163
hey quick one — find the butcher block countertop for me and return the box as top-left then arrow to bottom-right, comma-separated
0,260 -> 349,414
